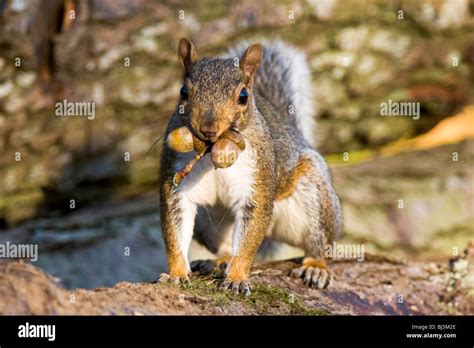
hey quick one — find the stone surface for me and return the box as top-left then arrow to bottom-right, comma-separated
0,247 -> 472,315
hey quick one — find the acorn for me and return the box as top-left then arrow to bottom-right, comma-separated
220,129 -> 246,151
211,130 -> 245,168
167,126 -> 194,152
167,126 -> 206,153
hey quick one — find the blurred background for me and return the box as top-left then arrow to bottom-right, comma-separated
0,0 -> 472,289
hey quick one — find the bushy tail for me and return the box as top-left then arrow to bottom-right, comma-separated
225,40 -> 316,147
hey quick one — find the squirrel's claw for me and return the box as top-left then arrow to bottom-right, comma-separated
291,266 -> 331,289
219,279 -> 252,296
157,273 -> 190,286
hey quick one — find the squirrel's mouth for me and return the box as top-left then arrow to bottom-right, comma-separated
192,128 -> 215,144
205,136 -> 219,143
188,126 -> 217,145
194,125 -> 227,144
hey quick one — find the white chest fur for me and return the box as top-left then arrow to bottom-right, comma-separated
174,144 -> 255,213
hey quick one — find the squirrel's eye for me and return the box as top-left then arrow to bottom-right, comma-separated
238,88 -> 248,105
180,85 -> 189,100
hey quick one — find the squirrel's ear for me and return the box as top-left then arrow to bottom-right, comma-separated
178,38 -> 199,72
239,43 -> 263,85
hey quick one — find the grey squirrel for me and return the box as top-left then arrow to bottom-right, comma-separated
158,38 -> 342,295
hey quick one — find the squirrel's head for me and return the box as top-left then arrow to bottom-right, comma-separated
177,38 -> 262,143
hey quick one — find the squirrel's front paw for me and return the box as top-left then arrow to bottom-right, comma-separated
219,278 -> 252,296
157,273 -> 190,285
291,257 -> 331,289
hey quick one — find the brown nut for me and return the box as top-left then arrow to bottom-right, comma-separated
211,138 -> 241,168
220,130 -> 246,151
167,126 -> 194,153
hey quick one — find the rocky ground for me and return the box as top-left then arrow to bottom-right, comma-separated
1,245 -> 472,315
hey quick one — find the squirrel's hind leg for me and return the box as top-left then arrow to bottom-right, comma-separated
282,150 -> 342,289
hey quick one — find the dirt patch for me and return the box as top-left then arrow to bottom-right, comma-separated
1,248 -> 472,315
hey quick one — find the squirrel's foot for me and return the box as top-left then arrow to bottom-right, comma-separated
190,255 -> 230,276
219,278 -> 252,296
157,273 -> 190,286
290,257 -> 331,289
